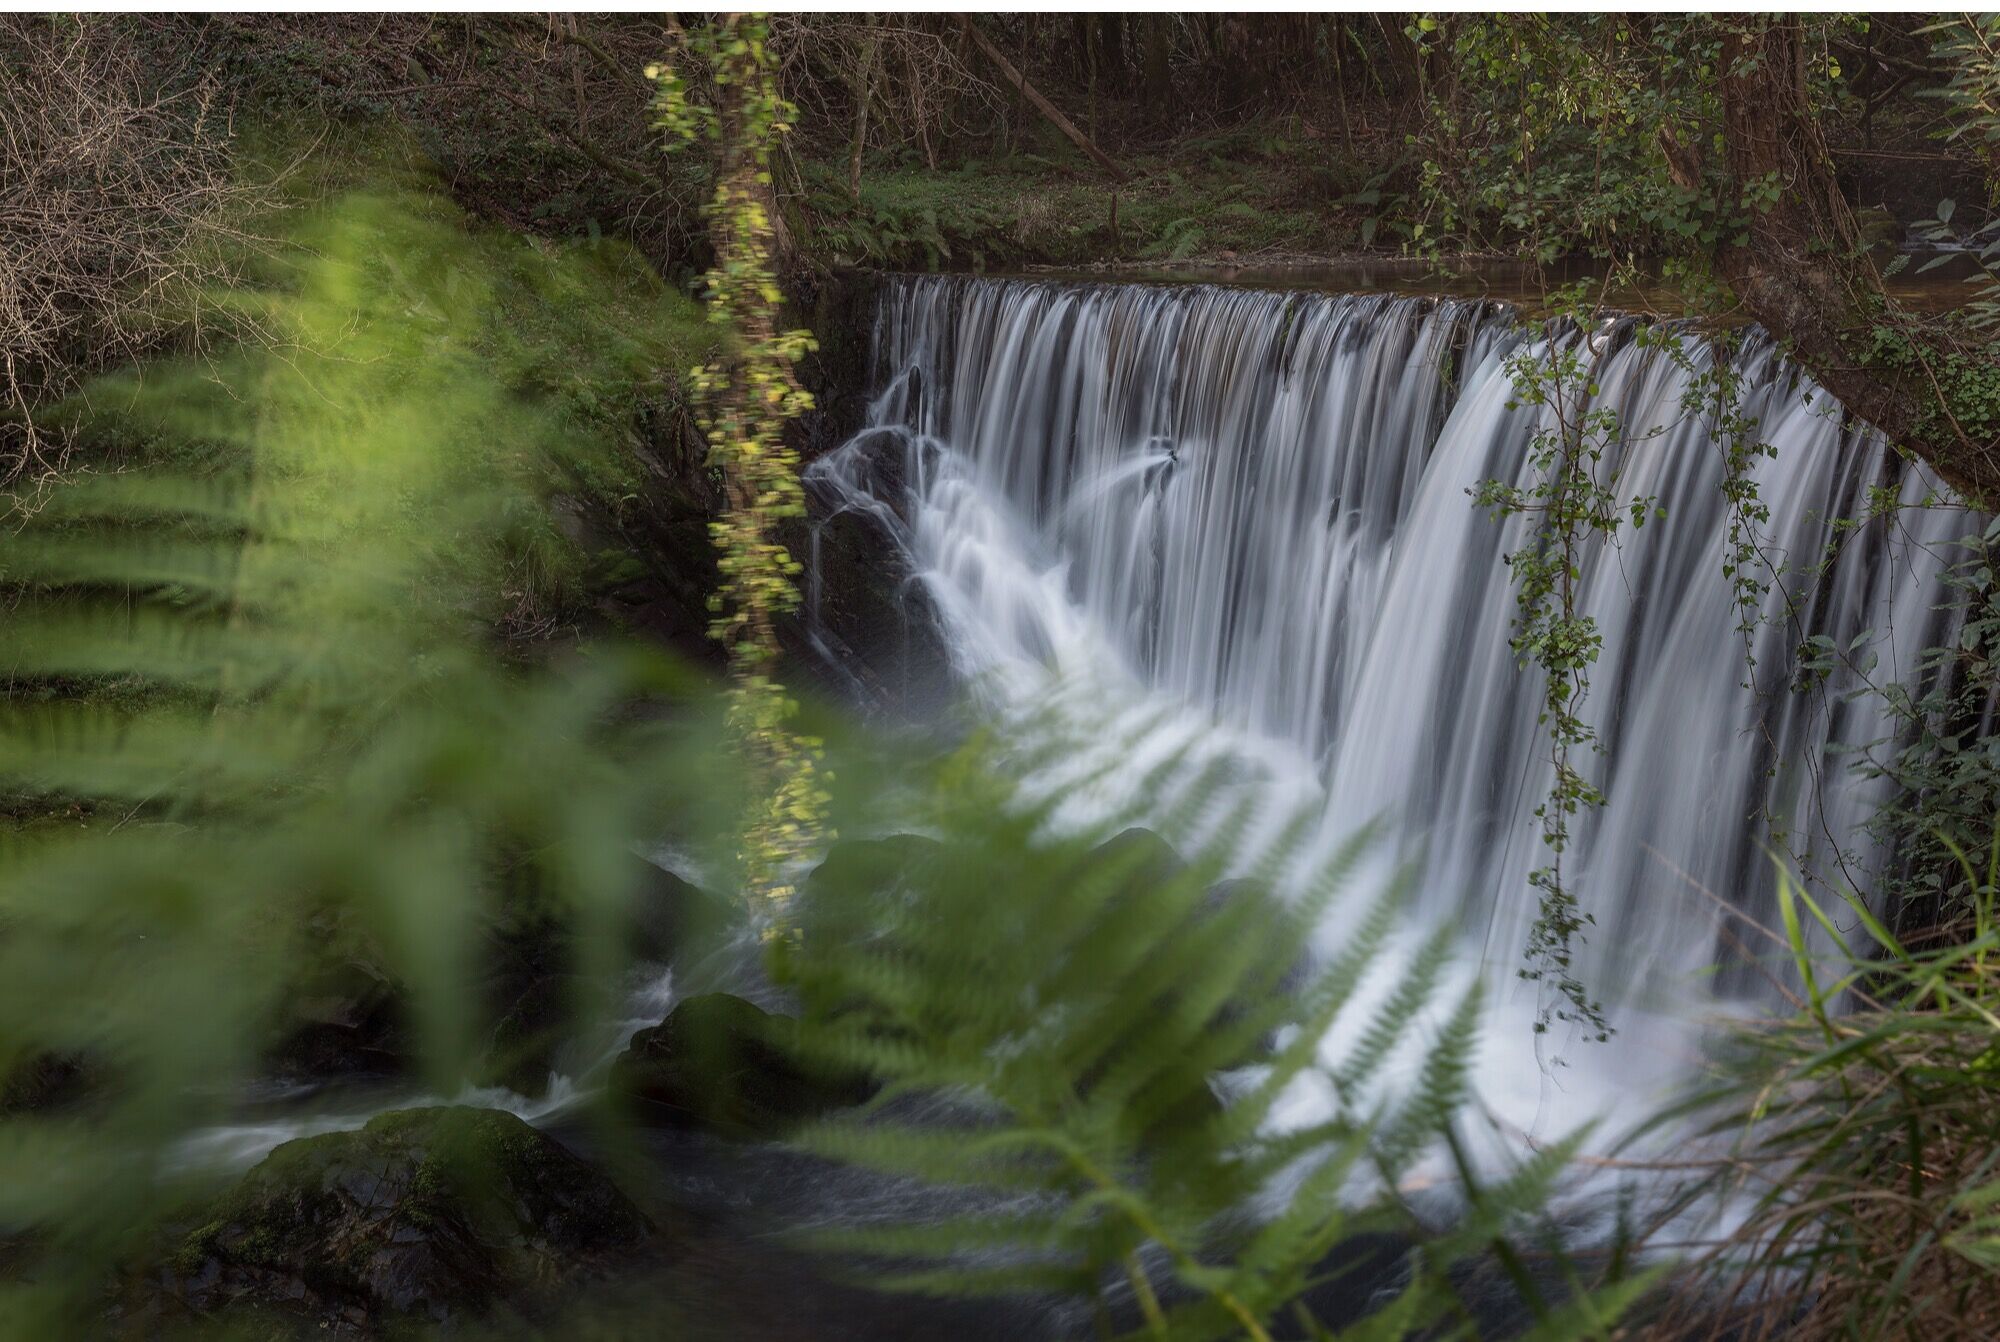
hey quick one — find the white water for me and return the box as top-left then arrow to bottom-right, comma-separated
806,275 -> 1973,1173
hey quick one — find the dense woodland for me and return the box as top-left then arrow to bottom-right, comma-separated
3,12 -> 2000,1342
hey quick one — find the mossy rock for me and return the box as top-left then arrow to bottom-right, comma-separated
608,994 -> 876,1140
155,1106 -> 650,1332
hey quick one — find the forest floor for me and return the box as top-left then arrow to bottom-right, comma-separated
790,94 -> 1971,284
792,118 -> 1399,273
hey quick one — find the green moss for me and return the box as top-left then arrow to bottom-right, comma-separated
169,1221 -> 224,1277
159,1106 -> 651,1330
232,1224 -> 288,1269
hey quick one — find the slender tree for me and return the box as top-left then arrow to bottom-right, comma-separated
651,14 -> 828,920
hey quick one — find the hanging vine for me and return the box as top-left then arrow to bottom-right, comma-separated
651,14 -> 829,920
1471,288 -> 1669,1043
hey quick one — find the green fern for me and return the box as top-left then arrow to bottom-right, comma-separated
778,740 -> 1649,1340
0,184 -> 731,1332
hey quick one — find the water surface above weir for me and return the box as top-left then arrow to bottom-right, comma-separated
944,249 -> 1988,317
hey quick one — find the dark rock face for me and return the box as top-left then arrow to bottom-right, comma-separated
798,833 -> 945,933
625,852 -> 733,966
1094,827 -> 1187,890
0,1050 -> 95,1114
482,856 -> 731,1096
268,962 -> 412,1086
158,1106 -> 650,1332
609,994 -> 875,1139
794,265 -> 881,458
266,857 -> 725,1099
786,434 -> 957,719
481,967 -> 574,1099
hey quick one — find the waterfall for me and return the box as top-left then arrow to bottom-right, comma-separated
806,273 -> 1973,1154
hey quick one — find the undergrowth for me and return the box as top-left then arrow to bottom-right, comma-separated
1649,861 -> 2000,1341
797,122 -> 1401,270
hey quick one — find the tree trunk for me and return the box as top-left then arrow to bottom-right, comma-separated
1144,16 -> 1171,114
1689,17 -> 2000,504
959,17 -> 1127,181
846,29 -> 878,204
1099,15 -> 1125,95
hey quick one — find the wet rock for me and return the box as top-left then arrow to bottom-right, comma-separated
625,852 -> 732,965
0,1050 -> 96,1114
785,431 -> 956,718
481,972 -> 575,1099
1203,877 -> 1311,1001
267,858 -> 731,1099
157,1106 -> 650,1332
1090,831 -> 1307,1000
472,905 -> 582,1099
267,962 -> 412,1085
798,833 -> 944,931
609,994 -> 876,1139
1093,827 -> 1187,890
797,266 -> 881,455
483,855 -> 736,1097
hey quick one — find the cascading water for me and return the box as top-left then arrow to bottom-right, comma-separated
806,273 -> 1974,1163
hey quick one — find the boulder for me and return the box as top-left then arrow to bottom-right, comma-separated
1092,827 -> 1187,891
784,432 -> 956,717
480,970 -> 576,1099
267,961 -> 412,1085
609,993 -> 875,1139
624,852 -> 732,965
266,858 -> 730,1099
159,1106 -> 649,1331
0,1050 -> 95,1114
799,833 -> 944,927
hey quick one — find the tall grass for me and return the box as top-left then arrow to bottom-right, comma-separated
1648,850 -> 2000,1340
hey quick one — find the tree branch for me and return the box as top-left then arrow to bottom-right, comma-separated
957,17 -> 1126,182
1712,18 -> 2000,505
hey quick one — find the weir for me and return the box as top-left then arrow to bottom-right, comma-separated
807,274 -> 1975,1144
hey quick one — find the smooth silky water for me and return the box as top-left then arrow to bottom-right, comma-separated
805,273 -> 1976,1222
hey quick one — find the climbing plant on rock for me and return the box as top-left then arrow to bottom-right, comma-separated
651,14 -> 829,920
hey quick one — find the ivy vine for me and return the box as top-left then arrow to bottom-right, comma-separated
651,15 -> 830,922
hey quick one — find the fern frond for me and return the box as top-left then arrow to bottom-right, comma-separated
787,734 -> 1606,1338
1373,981 -> 1483,1178
1330,927 -> 1457,1098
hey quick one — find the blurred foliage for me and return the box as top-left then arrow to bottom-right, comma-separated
777,743 -> 1654,1340
0,183 -> 735,1332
